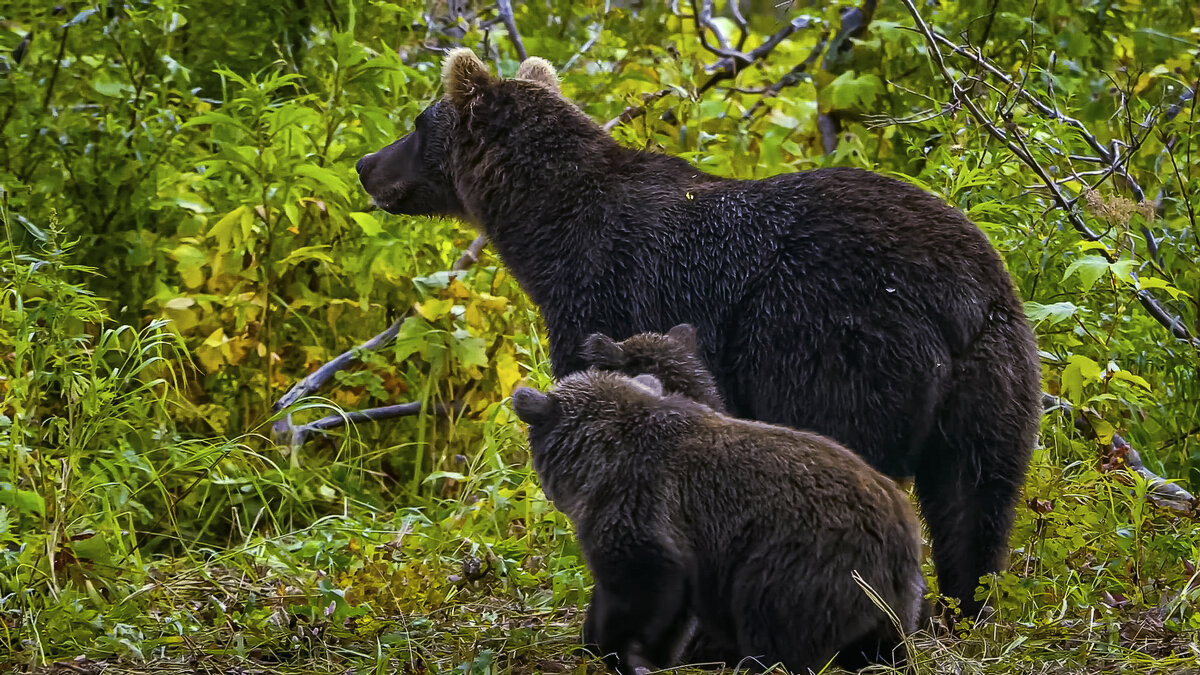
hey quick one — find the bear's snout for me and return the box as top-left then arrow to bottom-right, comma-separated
355,153 -> 374,176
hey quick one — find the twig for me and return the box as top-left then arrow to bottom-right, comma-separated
697,14 -> 814,95
496,0 -> 527,61
271,235 -> 488,446
286,401 -> 459,448
1044,394 -> 1196,512
728,0 -> 750,51
41,25 -> 69,112
602,89 -> 672,132
453,234 -> 488,271
899,0 -> 1197,346
743,30 -> 829,119
929,32 -> 1147,203
603,6 -> 818,132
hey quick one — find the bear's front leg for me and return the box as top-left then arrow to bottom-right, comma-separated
580,556 -> 690,675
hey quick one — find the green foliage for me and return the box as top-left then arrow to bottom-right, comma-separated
1,0 -> 1198,672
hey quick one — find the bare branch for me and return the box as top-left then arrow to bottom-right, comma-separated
453,234 -> 488,271
929,32 -> 1147,203
690,0 -> 740,60
603,7 -> 820,132
272,316 -> 406,418
496,0 -> 526,61
697,14 -> 814,95
272,235 -> 488,446
898,0 -> 1197,347
728,0 -> 750,51
743,30 -> 829,120
602,89 -> 673,132
1044,394 -> 1196,512
287,401 -> 459,448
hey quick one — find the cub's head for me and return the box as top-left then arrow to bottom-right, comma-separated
581,324 -> 726,411
355,48 -> 568,219
511,371 -> 669,508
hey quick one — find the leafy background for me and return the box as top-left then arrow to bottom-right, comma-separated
1,0 -> 1198,672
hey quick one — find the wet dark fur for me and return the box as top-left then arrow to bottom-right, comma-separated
512,371 -> 925,674
356,50 -> 1043,615
581,324 -> 726,411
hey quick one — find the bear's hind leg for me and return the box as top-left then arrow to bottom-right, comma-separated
917,322 -> 1039,620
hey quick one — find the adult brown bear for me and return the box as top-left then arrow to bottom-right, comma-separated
356,49 -> 1042,617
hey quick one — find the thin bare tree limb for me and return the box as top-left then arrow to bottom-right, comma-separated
496,0 -> 526,61
606,6 -> 819,133
899,0 -> 1197,347
928,33 -> 1146,203
1044,394 -> 1196,512
453,234 -> 489,271
697,14 -> 814,95
743,30 -> 829,120
271,234 -> 488,446
287,401 -> 458,448
603,89 -> 673,132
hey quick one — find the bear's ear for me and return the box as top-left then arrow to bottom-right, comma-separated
581,333 -> 626,368
512,387 -> 559,425
666,323 -> 699,352
514,56 -> 559,92
442,48 -> 493,106
631,374 -> 664,397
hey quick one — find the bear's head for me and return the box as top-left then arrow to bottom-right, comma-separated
581,324 -> 725,411
356,48 -> 595,222
512,371 -> 668,508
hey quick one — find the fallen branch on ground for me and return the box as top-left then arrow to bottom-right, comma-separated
1043,393 -> 1196,513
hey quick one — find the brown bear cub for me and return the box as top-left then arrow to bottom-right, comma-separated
581,324 -> 726,411
512,372 -> 925,674
358,48 -> 1042,617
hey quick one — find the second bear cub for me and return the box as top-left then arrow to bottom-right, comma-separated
512,371 -> 925,674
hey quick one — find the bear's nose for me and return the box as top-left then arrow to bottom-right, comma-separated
355,153 -> 373,175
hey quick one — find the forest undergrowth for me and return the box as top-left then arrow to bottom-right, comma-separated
2,1 -> 1199,673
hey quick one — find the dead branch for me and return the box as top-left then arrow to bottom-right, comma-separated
602,89 -> 673,132
496,0 -> 527,61
286,401 -> 460,448
271,234 -> 487,447
605,4 -> 819,132
453,234 -> 488,271
1044,394 -> 1196,512
898,0 -> 1198,347
931,33 -> 1147,203
696,12 -> 814,96
743,30 -> 829,120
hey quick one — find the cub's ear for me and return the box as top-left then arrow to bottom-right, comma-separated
512,387 -> 559,425
581,333 -> 626,368
631,374 -> 664,397
442,48 -> 493,106
514,56 -> 559,92
666,323 -> 699,352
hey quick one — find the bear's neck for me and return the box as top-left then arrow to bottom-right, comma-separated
469,143 -> 720,303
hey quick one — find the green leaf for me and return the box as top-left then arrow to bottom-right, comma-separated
1062,255 -> 1111,290
279,245 -> 335,267
450,329 -> 488,369
0,487 -> 45,516
1025,301 -> 1079,325
1136,276 -> 1189,299
1061,354 -> 1102,403
91,79 -> 135,98
1110,370 -> 1152,391
294,164 -> 350,196
350,212 -> 383,237
208,205 -> 250,254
